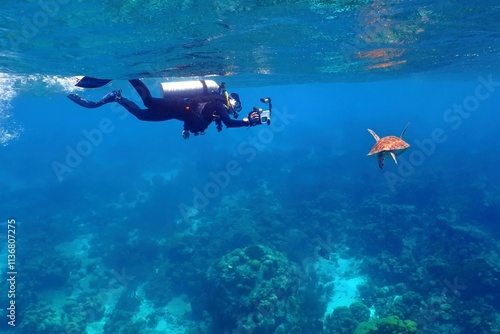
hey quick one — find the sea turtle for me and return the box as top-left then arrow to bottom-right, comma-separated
367,123 -> 410,169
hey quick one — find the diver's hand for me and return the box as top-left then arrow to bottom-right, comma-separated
182,130 -> 190,140
245,111 -> 261,126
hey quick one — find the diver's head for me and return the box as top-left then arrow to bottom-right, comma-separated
229,93 -> 242,113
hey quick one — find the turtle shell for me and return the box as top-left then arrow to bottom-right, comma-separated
368,136 -> 410,156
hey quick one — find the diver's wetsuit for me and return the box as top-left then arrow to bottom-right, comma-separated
123,79 -> 248,134
68,79 -> 249,135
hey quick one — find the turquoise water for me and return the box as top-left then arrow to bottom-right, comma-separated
1,1 -> 500,333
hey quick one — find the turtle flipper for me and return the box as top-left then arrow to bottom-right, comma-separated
378,154 -> 384,169
400,122 -> 410,139
368,129 -> 380,141
390,152 -> 398,164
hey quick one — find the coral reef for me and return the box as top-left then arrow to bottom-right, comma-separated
323,306 -> 359,334
376,315 -> 417,333
354,316 -> 417,334
206,244 -> 310,333
9,122 -> 500,334
354,315 -> 417,334
20,300 -> 88,333
323,303 -> 371,334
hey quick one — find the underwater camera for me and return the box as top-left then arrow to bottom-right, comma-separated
253,97 -> 272,125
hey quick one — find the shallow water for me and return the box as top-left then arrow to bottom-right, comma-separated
2,0 -> 500,83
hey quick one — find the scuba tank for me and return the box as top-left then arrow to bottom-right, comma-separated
160,79 -> 220,98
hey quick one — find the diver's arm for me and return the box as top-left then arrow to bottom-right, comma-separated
217,105 -> 251,128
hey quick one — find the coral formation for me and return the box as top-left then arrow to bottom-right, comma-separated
354,315 -> 417,334
323,302 -> 371,334
323,306 -> 359,334
206,245 -> 309,333
21,300 -> 88,333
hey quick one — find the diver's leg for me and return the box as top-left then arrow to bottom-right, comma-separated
67,90 -> 122,109
129,79 -> 154,107
67,89 -> 164,121
128,79 -> 188,120
117,97 -> 176,122
116,97 -> 152,121
128,79 -> 179,110
67,94 -> 103,108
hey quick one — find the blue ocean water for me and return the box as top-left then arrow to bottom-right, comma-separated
1,1 -> 500,333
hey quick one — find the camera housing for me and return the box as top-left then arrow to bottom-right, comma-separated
257,97 -> 272,125
260,109 -> 271,124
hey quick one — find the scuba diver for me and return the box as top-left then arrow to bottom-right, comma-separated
67,78 -> 267,139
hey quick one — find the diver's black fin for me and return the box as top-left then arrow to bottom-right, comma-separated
75,76 -> 112,88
